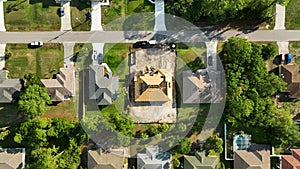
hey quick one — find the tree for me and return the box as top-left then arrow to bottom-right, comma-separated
18,84 -> 51,119
262,43 -> 278,60
178,137 -> 191,154
28,147 -> 58,169
203,133 -> 223,154
24,73 -> 42,86
0,128 -> 10,141
173,158 -> 180,168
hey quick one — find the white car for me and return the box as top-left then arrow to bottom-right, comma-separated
30,41 -> 43,47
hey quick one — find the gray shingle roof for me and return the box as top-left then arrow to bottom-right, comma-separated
137,146 -> 171,169
0,70 -> 22,103
88,149 -> 124,169
89,64 -> 119,105
184,152 -> 218,169
0,148 -> 25,169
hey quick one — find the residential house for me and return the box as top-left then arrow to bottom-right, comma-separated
137,146 -> 171,169
234,144 -> 270,169
182,69 -> 211,104
89,63 -> 119,105
184,151 -> 218,169
88,148 -> 125,169
0,148 -> 25,169
281,149 -> 300,169
281,64 -> 300,98
0,70 -> 23,103
134,67 -> 172,103
41,67 -> 75,102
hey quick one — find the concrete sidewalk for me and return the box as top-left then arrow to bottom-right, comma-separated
91,1 -> 103,31
0,0 -> 6,31
0,44 -> 6,70
274,4 -> 286,30
60,2 -> 72,31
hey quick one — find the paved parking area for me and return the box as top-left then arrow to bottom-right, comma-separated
91,1 -> 103,31
60,2 -> 72,31
0,44 -> 6,70
0,0 -> 5,31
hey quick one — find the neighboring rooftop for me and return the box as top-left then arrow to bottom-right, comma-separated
88,148 -> 125,169
234,144 -> 270,169
182,69 -> 211,104
282,149 -> 300,169
0,70 -> 23,103
0,148 -> 25,169
88,63 -> 119,105
281,64 -> 300,98
41,67 -> 75,102
137,146 -> 172,169
184,151 -> 218,169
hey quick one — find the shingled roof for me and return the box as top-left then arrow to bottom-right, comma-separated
41,67 -> 75,102
234,144 -> 270,169
184,152 -> 218,169
281,64 -> 300,98
0,148 -> 25,169
88,149 -> 125,169
182,69 -> 211,104
0,70 -> 23,103
89,63 -> 119,105
137,146 -> 172,169
282,149 -> 300,169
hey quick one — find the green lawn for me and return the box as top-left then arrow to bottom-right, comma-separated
4,0 -> 61,31
102,0 -> 154,26
5,44 -> 63,79
70,0 -> 91,31
43,100 -> 77,122
286,0 -> 300,30
289,42 -> 300,68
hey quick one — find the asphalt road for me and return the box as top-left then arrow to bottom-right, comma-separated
1,30 -> 300,43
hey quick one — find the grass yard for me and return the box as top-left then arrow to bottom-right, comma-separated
73,43 -> 93,70
43,100 -> 77,122
5,44 -> 63,79
70,0 -> 91,31
4,0 -> 61,31
102,0 -> 154,26
286,0 -> 300,30
103,43 -> 131,78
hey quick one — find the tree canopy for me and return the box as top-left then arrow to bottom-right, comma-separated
14,118 -> 87,168
173,0 -> 279,23
221,37 -> 300,147
203,133 -> 223,154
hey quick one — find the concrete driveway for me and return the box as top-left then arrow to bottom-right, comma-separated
63,42 -> 75,68
154,0 -> 166,31
91,1 -> 103,31
0,44 -> 6,69
92,43 -> 104,64
274,4 -> 286,30
205,42 -> 217,70
60,2 -> 72,31
277,41 -> 289,54
0,0 -> 6,31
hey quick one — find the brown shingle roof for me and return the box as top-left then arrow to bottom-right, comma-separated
0,148 -> 25,169
88,149 -> 124,169
282,64 -> 300,98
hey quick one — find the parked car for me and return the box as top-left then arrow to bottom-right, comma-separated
60,7 -> 64,17
133,41 -> 149,49
287,53 -> 292,64
30,41 -> 43,47
280,54 -> 285,64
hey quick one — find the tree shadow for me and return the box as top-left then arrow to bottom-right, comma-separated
70,0 -> 90,11
29,0 -> 59,8
6,0 -> 26,13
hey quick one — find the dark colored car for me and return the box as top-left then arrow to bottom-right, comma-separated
60,7 -> 65,17
133,41 -> 149,49
208,56 -> 213,66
